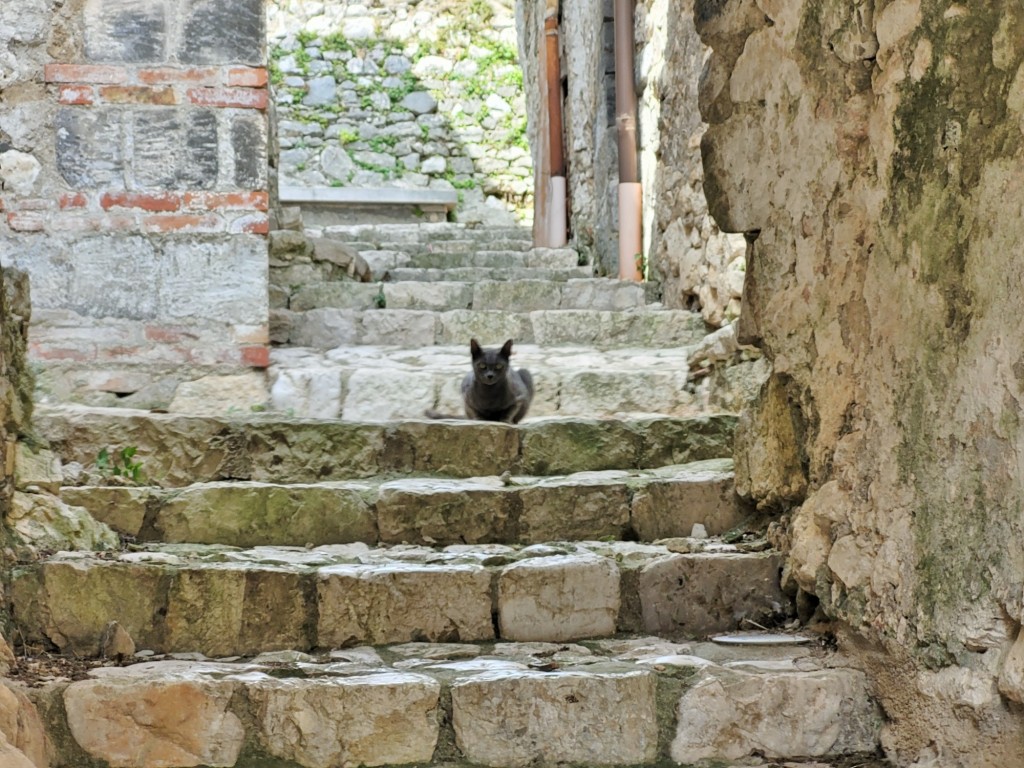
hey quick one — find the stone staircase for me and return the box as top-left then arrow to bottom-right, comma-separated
6,222 -> 887,766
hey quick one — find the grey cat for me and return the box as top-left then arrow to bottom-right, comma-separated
426,338 -> 534,423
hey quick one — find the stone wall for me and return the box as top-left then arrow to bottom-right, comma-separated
267,0 -> 531,224
0,0 -> 270,408
697,0 -> 1024,763
518,0 -> 743,325
0,268 -> 32,517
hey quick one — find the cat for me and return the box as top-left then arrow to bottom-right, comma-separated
425,338 -> 534,424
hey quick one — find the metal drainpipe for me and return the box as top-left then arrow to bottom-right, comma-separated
614,0 -> 642,280
544,5 -> 567,247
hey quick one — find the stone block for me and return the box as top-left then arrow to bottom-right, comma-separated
243,420 -> 386,482
231,114 -> 268,189
557,370 -> 692,416
517,480 -> 631,542
359,309 -> 438,346
0,682 -> 47,768
631,460 -> 742,539
473,280 -> 562,311
519,419 -> 641,474
671,667 -> 881,762
377,478 -> 516,545
65,676 -> 244,767
561,279 -> 646,310
498,554 -> 620,641
317,563 -> 493,646
341,368 -> 438,421
13,443 -> 62,493
269,365 -> 344,418
133,109 -> 218,189
451,670 -> 657,767
8,492 -> 119,553
61,486 -> 152,537
56,108 -> 124,187
384,281 -> 473,311
154,481 -> 376,547
168,372 -> 269,416
290,282 -> 381,311
636,414 -> 738,467
436,310 -> 533,345
638,552 -> 787,636
251,673 -> 440,768
289,308 -> 361,349
83,0 -> 166,62
525,247 -> 580,268
180,0 -> 264,65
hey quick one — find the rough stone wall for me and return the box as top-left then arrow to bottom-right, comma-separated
697,0 -> 1024,763
0,268 -> 32,518
637,0 -> 746,325
0,0 -> 270,408
267,0 -> 531,224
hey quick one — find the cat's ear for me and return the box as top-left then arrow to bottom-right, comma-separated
470,338 -> 482,357
501,339 -> 514,357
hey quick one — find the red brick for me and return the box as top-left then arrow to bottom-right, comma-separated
227,67 -> 268,88
101,191 -> 182,212
187,87 -> 267,109
45,63 -> 128,84
138,67 -> 219,85
60,192 -> 89,209
241,345 -> 270,368
6,212 -> 45,232
58,85 -> 95,105
185,191 -> 269,211
99,85 -> 178,106
142,214 -> 223,233
232,214 -> 270,235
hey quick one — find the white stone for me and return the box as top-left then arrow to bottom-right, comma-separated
269,366 -> 343,419
0,150 -> 40,195
320,145 -> 355,181
341,368 -> 438,421
168,373 -> 269,417
498,554 -> 619,642
252,673 -> 440,768
413,55 -> 454,77
64,677 -> 244,768
998,630 -> 1024,703
343,16 -> 377,39
400,91 -> 438,115
303,76 -> 337,106
671,667 -> 880,762
317,562 -> 494,646
452,670 -> 658,767
421,155 -> 447,174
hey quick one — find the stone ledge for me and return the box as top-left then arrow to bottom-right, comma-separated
279,184 -> 459,210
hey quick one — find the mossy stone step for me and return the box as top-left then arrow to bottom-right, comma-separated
30,638 -> 882,768
318,222 -> 534,246
61,459 -> 740,548
384,265 -> 593,282
358,246 -> 579,272
35,407 -> 736,486
282,307 -> 707,350
12,541 -> 786,657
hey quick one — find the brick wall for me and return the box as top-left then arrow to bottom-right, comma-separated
0,0 -> 270,406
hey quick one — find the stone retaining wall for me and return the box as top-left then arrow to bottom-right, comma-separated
267,0 -> 531,225
0,0 -> 270,407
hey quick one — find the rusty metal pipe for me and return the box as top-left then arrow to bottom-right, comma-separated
614,0 -> 641,279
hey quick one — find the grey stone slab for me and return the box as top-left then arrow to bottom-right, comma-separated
383,281 -> 473,311
473,280 -> 562,311
84,0 -> 166,62
231,114 -> 268,189
180,0 -> 264,65
133,109 -> 218,190
631,461 -> 742,539
435,310 -> 533,345
56,109 -> 124,188
290,283 -> 381,312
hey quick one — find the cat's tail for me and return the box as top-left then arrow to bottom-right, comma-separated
424,409 -> 464,420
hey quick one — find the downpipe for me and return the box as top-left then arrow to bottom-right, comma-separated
614,0 -> 642,280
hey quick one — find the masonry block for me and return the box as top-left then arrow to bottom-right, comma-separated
83,0 -> 167,63
180,0 -> 265,65
231,114 -> 268,189
133,109 -> 218,189
55,109 -> 124,188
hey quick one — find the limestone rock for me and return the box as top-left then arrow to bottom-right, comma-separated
631,460 -> 742,539
498,554 -> 619,641
64,676 -> 244,767
252,673 -> 440,768
671,666 -> 881,761
13,443 -> 62,494
99,620 -> 137,660
168,373 -> 269,417
317,563 -> 493,646
0,682 -> 47,768
8,491 -> 119,552
451,670 -> 658,767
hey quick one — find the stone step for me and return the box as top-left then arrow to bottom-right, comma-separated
315,222 -> 534,247
12,541 -> 788,656
268,344 -> 768,422
27,637 -> 883,768
289,278 -> 650,313
359,246 -> 579,274
276,307 -> 707,350
59,459 -> 741,548
35,406 -> 737,486
385,265 -> 594,282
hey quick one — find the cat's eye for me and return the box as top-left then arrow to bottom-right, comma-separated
476,362 -> 486,370
495,363 -> 505,370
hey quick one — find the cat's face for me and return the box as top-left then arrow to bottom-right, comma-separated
470,338 -> 512,385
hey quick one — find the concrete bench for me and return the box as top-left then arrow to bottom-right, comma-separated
278,185 -> 459,225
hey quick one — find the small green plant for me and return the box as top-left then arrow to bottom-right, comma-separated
373,286 -> 386,308
338,128 -> 359,144
96,446 -> 145,483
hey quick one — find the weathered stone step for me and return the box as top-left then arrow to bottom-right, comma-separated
269,343 -> 767,422
35,406 -> 736,486
26,637 -> 883,768
12,541 -> 788,656
315,222 -> 534,247
385,265 -> 593,282
290,278 -> 649,313
359,246 -> 579,274
59,459 -> 740,548
278,307 -> 707,350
